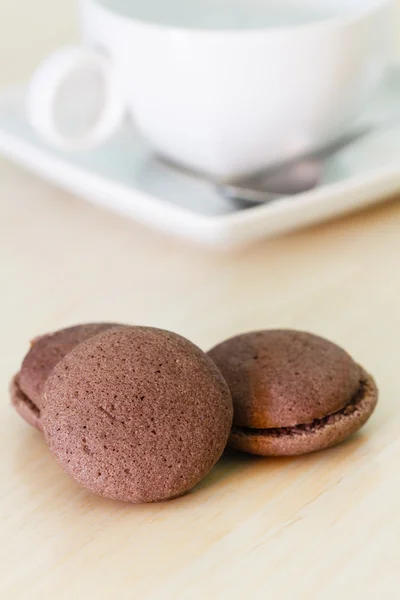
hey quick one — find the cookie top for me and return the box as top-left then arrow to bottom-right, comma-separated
42,326 -> 233,503
208,330 -> 361,428
19,323 -> 117,409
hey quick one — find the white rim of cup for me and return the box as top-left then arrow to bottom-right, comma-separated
92,0 -> 390,35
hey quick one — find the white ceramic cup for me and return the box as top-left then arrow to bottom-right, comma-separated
28,0 -> 392,180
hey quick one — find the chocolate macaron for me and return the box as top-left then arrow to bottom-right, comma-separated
208,330 -> 378,456
11,323 -> 117,431
42,326 -> 233,503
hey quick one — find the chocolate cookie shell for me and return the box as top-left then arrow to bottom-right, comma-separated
42,326 -> 233,503
208,330 -> 378,456
11,323 -> 117,431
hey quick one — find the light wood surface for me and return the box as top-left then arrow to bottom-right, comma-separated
1,2 -> 400,599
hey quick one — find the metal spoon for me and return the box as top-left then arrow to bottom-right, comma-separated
217,125 -> 377,204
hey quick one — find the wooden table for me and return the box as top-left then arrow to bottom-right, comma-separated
1,2 -> 399,598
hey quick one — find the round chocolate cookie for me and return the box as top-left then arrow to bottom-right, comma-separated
42,326 -> 233,503
11,323 -> 118,431
208,330 -> 378,456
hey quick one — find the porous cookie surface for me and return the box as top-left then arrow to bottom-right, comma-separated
208,330 -> 361,428
19,323 -> 118,408
42,326 -> 233,503
12,323 -> 117,430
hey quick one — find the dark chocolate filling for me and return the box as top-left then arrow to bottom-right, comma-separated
232,378 -> 367,438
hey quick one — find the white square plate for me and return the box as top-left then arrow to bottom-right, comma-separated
1,76 -> 400,249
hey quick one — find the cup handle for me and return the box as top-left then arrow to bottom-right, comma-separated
27,45 -> 126,150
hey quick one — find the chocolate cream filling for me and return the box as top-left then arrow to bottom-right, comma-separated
12,374 -> 40,417
232,378 -> 369,438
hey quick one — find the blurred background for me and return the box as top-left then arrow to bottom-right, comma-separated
0,1 -> 78,84
0,0 -> 399,347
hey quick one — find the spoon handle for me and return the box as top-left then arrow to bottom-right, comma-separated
217,184 -> 283,204
217,125 -> 379,204
229,126 -> 375,188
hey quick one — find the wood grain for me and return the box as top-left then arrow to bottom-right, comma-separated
1,2 -> 399,598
